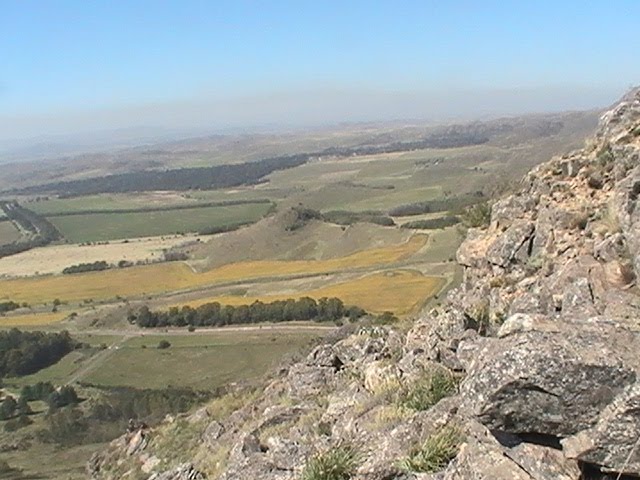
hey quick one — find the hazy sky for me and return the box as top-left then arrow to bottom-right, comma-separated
1,0 -> 639,141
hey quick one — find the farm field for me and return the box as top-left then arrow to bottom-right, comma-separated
0,234 -> 428,305
26,190 -> 285,215
0,220 -> 22,244
46,201 -> 273,242
0,233 -> 207,277
173,269 -> 446,316
0,311 -> 68,327
83,330 -> 320,389
3,329 -> 323,390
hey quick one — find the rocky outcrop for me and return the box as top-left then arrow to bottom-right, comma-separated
89,89 -> 640,480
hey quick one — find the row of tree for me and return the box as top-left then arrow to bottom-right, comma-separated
62,260 -> 110,275
10,122 -> 503,198
387,192 -> 486,217
0,329 -> 77,377
401,216 -> 460,230
0,301 -> 20,314
12,154 -> 310,196
130,297 -> 366,328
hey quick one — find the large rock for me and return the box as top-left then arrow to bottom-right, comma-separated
443,421 -> 580,480
461,326 -> 637,437
563,382 -> 640,476
486,221 -> 535,267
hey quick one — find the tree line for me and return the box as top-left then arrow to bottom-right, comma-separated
11,154 -> 311,197
401,216 -> 460,230
8,123 -> 504,198
0,329 -> 77,377
130,297 -> 366,328
0,301 -> 20,314
387,192 -> 486,217
62,260 -> 110,274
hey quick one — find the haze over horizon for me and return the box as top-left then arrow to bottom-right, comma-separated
2,0 -> 639,144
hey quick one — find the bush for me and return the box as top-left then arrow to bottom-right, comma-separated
596,144 -> 614,166
0,301 -> 20,314
47,386 -> 79,411
0,396 -> 17,420
4,414 -> 33,432
398,368 -> 459,411
461,203 -> 491,228
21,382 -> 55,401
301,444 -> 359,480
398,425 -> 462,473
157,340 -> 171,349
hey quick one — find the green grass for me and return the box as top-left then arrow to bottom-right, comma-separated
0,221 -> 21,245
302,444 -> 360,480
2,440 -> 104,480
398,368 -> 459,411
47,202 -> 273,242
398,425 -> 462,473
3,350 -> 97,389
82,331 -> 319,389
27,190 -> 288,215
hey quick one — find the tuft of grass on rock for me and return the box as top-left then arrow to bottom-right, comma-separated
398,368 -> 459,411
398,425 -> 462,473
301,444 -> 360,480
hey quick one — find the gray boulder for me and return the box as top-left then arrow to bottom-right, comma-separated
563,382 -> 640,476
461,327 -> 637,437
486,221 -> 535,267
443,421 -> 580,480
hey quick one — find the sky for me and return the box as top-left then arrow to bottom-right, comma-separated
1,0 -> 640,142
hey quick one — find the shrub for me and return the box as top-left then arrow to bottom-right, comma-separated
4,414 -> 33,432
587,174 -> 604,190
301,444 -> 359,480
398,425 -> 462,473
596,144 -> 614,166
47,386 -> 79,411
461,203 -> 491,228
398,368 -> 459,411
158,340 -> 171,349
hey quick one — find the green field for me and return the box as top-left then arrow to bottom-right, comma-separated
0,220 -> 21,244
47,202 -> 273,242
266,149 -> 494,212
26,189 -> 289,215
83,331 -> 318,389
5,330 -> 321,390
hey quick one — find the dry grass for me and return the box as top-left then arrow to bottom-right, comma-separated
170,270 -> 444,316
0,236 -> 427,305
0,234 -> 204,278
0,311 -> 68,326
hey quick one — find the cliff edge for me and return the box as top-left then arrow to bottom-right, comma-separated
89,89 -> 640,480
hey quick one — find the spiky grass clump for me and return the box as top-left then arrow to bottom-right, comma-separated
301,444 -> 359,480
398,425 -> 462,473
399,368 -> 459,411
